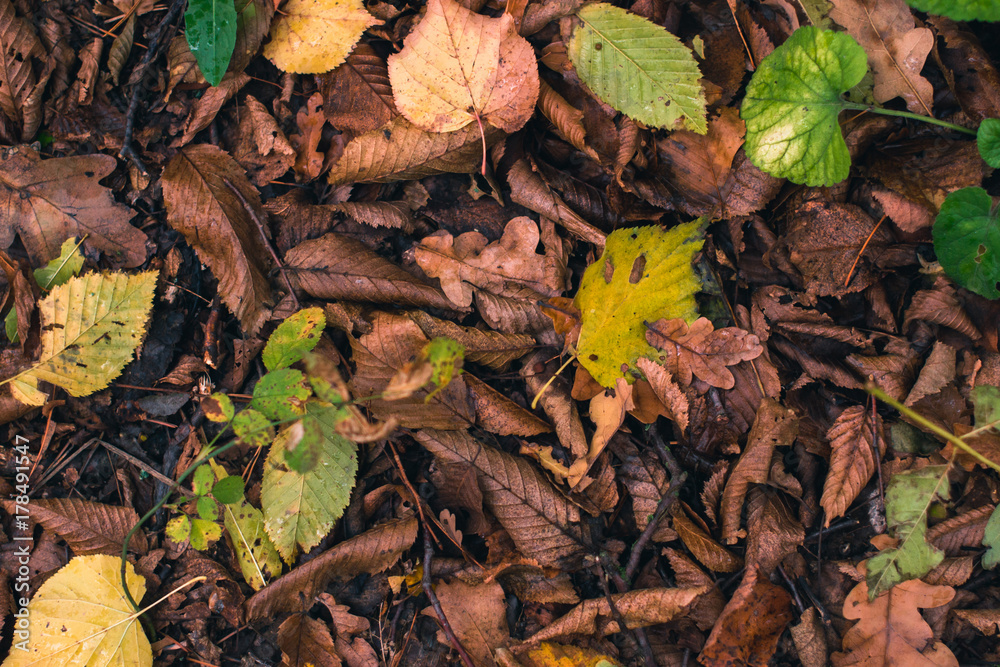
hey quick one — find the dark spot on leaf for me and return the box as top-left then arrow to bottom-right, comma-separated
595,42 -> 602,50
603,258 -> 614,284
629,254 -> 646,284
589,354 -> 598,361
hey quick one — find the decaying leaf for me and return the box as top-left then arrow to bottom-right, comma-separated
645,317 -> 763,390
672,507 -> 743,573
423,580 -> 509,666
277,613 -> 340,667
821,404 -> 884,525
2,498 -> 146,555
263,0 -> 378,74
318,43 -> 397,134
0,0 -> 45,140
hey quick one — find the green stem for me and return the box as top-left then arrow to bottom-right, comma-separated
867,384 -> 1000,473
843,102 -> 977,136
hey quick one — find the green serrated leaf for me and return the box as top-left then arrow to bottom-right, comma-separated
424,337 -> 464,398
196,495 -> 220,521
5,271 -> 158,405
905,0 -> 1000,21
212,475 -> 245,505
932,187 -> 1000,299
189,517 -> 223,550
568,3 -> 706,132
741,26 -> 868,186
281,417 -> 323,474
192,464 -> 215,496
262,402 -> 358,563
983,504 -> 1000,569
972,385 -> 1000,432
866,465 -> 950,598
34,238 -> 85,290
574,221 -> 704,388
232,408 -> 274,449
978,118 -> 1000,168
263,307 -> 326,372
184,0 -> 238,86
250,368 -> 311,421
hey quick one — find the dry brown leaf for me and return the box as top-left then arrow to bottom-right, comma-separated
388,0 -> 538,134
1,498 -> 146,556
278,614 -> 341,667
700,566 -> 794,667
415,429 -> 595,569
521,351 -> 588,461
904,342 -> 956,407
663,548 -> 726,631
329,115 -> 502,184
618,451 -> 678,543
289,92 -> 327,181
506,158 -> 607,248
165,35 -> 204,99
790,607 -> 828,667
701,462 -> 729,527
714,149 -> 784,219
645,317 -> 763,390
318,43 -> 397,134
423,580 -> 509,666
926,504 -> 994,556
520,587 -> 705,645
829,0 -> 933,115
746,489 -> 805,574
872,186 -> 933,233
903,284 -> 981,341
230,95 -> 296,187
922,556 -> 973,587
245,516 -> 418,620
821,404 -> 885,525
475,287 -> 558,342
162,144 -> 274,335
415,216 -> 567,309
656,107 -> 746,217
0,145 -> 147,268
577,378 -> 634,485
349,312 -> 474,430
285,233 -> 456,311
175,73 -> 250,147
833,574 -> 958,667
870,141 -> 986,216
231,0 -> 274,73
464,373 -> 552,437
672,508 -> 743,573
333,201 -> 413,230
0,0 -> 45,140
930,17 -> 1000,125
537,80 -> 599,162
407,310 -> 535,371
720,398 -> 798,544
635,358 -> 689,432
952,609 -> 1000,637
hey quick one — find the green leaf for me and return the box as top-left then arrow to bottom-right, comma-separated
232,408 -> 274,449
261,402 -> 358,563
262,307 -> 326,371
905,0 -> 1000,22
972,385 -> 1000,432
212,475 -> 245,504
189,517 -> 223,550
184,0 -> 238,86
166,515 -> 191,543
932,187 -> 1000,299
250,368 -> 311,421
34,237 -> 85,290
983,504 -> 1000,570
424,337 -> 464,398
203,392 -> 235,423
866,465 -> 950,598
209,460 -> 282,591
192,464 -> 215,496
568,3 -> 706,133
5,271 -> 158,406
196,495 -> 220,521
978,118 -> 1000,168
741,26 -> 868,186
574,221 -> 704,388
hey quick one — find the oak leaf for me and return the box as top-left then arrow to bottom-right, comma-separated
820,404 -> 884,525
263,0 -> 377,74
0,146 -> 147,268
645,317 -> 763,390
388,0 -> 538,134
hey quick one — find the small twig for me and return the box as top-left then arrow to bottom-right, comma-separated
119,0 -> 186,173
422,530 -> 476,667
92,438 -> 193,497
387,441 -> 438,548
795,576 -> 833,623
777,565 -> 806,614
599,560 -> 656,667
625,464 -> 685,583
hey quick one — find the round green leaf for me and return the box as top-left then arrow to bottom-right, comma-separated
741,26 -> 868,186
262,307 -> 326,372
932,187 -> 1000,299
165,515 -> 191,543
212,474 -> 246,504
905,0 -> 1000,22
978,118 -> 1000,168
197,495 -> 220,521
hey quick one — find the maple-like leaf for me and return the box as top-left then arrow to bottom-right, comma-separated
388,0 -> 539,134
162,144 -> 274,335
0,146 -> 147,268
829,0 -> 934,115
833,572 -> 958,667
263,0 -> 377,74
645,317 -> 763,390
820,404 -> 884,525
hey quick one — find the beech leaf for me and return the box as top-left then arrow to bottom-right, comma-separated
388,0 -> 538,133
1,497 -> 147,555
568,3 -> 707,132
741,27 -> 868,186
821,405 -> 885,525
263,0 -> 377,74
932,186 -> 1000,299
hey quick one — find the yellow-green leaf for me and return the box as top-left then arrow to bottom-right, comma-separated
1,555 -> 151,667
263,307 -> 326,371
263,0 -> 377,74
5,271 -> 158,405
574,221 -> 703,388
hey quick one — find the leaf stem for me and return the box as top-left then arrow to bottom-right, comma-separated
866,384 -> 1000,473
842,102 -> 977,136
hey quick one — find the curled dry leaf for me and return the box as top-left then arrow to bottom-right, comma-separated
672,507 -> 743,573
289,92 -> 327,181
821,404 -> 885,526
579,378 -> 634,485
745,488 -> 805,574
664,548 -> 726,631
903,284 -> 981,341
521,351 -> 589,462
0,146 -> 147,268
231,95 -> 296,187
904,342 -> 956,407
537,80 -> 599,162
245,515 -> 418,620
618,450 -> 678,543
464,373 -> 552,437
318,43 -> 397,134
415,429 -> 596,569
635,358 -> 689,432
520,587 -> 706,645
645,317 -> 763,390
162,144 -> 274,335
415,216 -> 567,308
285,233 -> 456,311
388,0 -> 538,134
0,0 -> 45,140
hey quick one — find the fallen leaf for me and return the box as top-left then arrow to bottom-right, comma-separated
927,504 -> 994,556
263,0 -> 378,74
634,358 -> 689,431
289,92 -> 327,181
789,607 -> 828,667
423,580 -> 508,666
1,498 -> 146,555
388,0 -> 538,133
645,317 -> 763,390
464,373 -> 552,437
229,95 -> 296,186
0,1 -> 45,140
0,146 -> 147,268
318,43 -> 397,134
518,643 -> 624,667
618,450 -> 678,543
821,404 -> 885,525
672,507 -> 743,573
278,614 -> 341,667
537,80 -> 599,162
745,488 -> 805,574
407,310 -> 535,371
904,342 -> 956,407
521,350 -> 589,462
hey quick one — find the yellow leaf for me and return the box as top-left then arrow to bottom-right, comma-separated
387,0 -> 539,133
2,555 -> 151,667
263,0 -> 377,74
5,271 -> 158,405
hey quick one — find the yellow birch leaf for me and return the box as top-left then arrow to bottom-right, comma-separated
1,555 -> 151,667
263,0 -> 378,74
387,0 -> 539,133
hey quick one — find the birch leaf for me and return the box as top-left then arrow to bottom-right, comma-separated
263,0 -> 377,74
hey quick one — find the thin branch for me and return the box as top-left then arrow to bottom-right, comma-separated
422,530 -> 476,667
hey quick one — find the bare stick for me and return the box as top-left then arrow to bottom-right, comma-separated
422,530 -> 476,667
